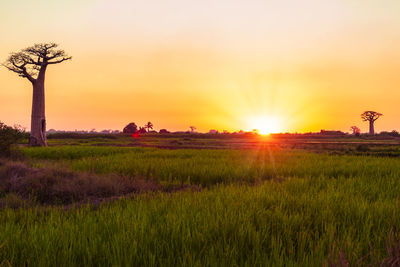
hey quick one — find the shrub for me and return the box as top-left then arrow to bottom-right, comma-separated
0,122 -> 26,157
0,159 -> 161,205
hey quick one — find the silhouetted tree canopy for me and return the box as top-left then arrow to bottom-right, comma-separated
3,43 -> 72,84
350,126 -> 360,135
361,111 -> 382,135
145,122 -> 153,132
123,123 -> 138,134
138,127 -> 147,134
361,111 -> 382,122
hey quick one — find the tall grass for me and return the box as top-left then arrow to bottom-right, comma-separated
23,146 -> 133,160
0,179 -> 399,266
22,146 -> 400,186
5,145 -> 400,265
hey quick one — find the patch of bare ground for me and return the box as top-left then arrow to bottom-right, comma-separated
0,159 -> 200,208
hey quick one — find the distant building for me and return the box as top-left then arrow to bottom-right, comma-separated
159,129 -> 170,134
320,130 -> 346,135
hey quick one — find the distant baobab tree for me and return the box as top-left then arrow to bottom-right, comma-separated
350,126 -> 360,135
145,121 -> 153,132
361,111 -> 382,135
2,43 -> 72,146
189,126 -> 196,133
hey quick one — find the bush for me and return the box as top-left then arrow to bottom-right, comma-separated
0,122 -> 26,157
0,160 -> 162,205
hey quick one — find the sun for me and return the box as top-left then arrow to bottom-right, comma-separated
249,116 -> 283,135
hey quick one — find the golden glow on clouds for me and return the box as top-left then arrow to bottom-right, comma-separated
1,0 -> 400,132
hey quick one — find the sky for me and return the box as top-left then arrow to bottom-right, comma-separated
1,0 -> 399,133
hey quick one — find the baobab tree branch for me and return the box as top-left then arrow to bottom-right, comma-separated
20,68 -> 36,83
3,60 -> 36,83
3,43 -> 71,81
47,56 -> 72,64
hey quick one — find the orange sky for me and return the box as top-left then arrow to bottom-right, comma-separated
1,0 -> 400,133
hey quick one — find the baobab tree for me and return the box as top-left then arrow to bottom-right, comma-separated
361,111 -> 382,135
350,126 -> 360,135
145,121 -> 153,132
3,43 -> 71,146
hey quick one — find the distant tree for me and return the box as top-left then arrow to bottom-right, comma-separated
189,126 -> 196,133
145,122 -> 153,132
391,130 -> 400,137
2,43 -> 72,146
123,123 -> 137,134
159,129 -> 170,134
361,111 -> 382,135
379,130 -> 400,137
138,127 -> 147,134
350,126 -> 361,135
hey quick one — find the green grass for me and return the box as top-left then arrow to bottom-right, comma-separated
1,180 -> 399,266
22,146 -> 400,186
1,144 -> 400,265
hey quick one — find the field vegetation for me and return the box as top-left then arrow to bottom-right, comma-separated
1,134 -> 400,265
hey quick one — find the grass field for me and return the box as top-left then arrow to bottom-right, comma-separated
1,135 -> 400,266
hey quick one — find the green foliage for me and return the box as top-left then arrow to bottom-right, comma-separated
0,122 -> 26,157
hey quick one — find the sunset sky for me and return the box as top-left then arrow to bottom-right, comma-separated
1,0 -> 399,133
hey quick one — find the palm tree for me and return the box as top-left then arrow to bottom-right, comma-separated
189,126 -> 196,133
145,122 -> 153,132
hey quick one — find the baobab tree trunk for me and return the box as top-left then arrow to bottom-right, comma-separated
3,44 -> 71,147
369,120 -> 374,135
29,66 -> 47,146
